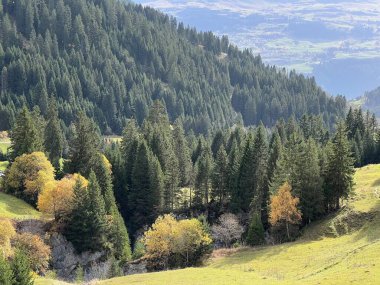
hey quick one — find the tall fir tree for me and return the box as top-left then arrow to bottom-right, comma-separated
10,106 -> 44,160
67,112 -> 100,177
44,97 -> 64,172
232,134 -> 254,212
211,145 -> 228,204
324,122 -> 355,211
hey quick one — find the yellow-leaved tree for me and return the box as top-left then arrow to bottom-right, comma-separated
0,219 -> 16,257
173,219 -> 212,266
270,182 -> 302,240
38,174 -> 88,220
4,152 -> 55,205
143,215 -> 212,269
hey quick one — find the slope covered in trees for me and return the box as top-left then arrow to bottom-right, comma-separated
0,0 -> 346,134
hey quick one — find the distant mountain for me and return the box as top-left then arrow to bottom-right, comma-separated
135,0 -> 380,99
351,87 -> 380,118
0,0 -> 345,134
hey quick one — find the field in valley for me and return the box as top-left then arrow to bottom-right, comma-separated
31,164 -> 380,284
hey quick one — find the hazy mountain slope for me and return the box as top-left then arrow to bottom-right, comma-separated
0,0 -> 345,134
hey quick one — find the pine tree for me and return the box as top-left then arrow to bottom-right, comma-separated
0,253 -> 13,285
11,249 -> 33,285
232,134 -> 254,212
268,130 -> 282,183
128,141 -> 163,234
324,122 -> 355,211
68,113 -> 100,177
293,139 -> 325,223
92,154 -> 132,262
251,124 -> 269,224
173,122 -> 192,187
194,146 -> 213,206
44,98 -> 64,172
246,212 -> 265,246
86,171 -> 108,252
211,145 -> 228,204
10,107 -> 44,160
227,142 -> 240,204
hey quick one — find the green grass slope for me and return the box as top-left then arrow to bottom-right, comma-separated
0,192 -> 41,220
99,164 -> 380,285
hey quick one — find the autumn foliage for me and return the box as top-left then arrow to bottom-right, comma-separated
38,174 -> 88,220
143,215 -> 212,269
12,233 -> 51,274
0,219 -> 16,258
269,182 -> 302,239
4,152 -> 55,205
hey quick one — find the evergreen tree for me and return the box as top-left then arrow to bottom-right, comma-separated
11,249 -> 33,285
44,98 -> 64,172
211,145 -> 228,204
194,146 -> 213,206
173,122 -> 192,187
251,124 -> 269,224
10,107 -> 44,160
67,113 -> 100,177
128,141 -> 163,234
246,212 -> 265,246
0,253 -> 13,285
232,134 -> 254,212
65,174 -> 109,253
324,122 -> 355,211
293,139 -> 325,223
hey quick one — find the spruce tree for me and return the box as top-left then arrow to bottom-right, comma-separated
173,122 -> 192,187
194,146 -> 213,206
0,253 -> 13,285
11,249 -> 33,285
293,139 -> 325,223
92,154 -> 132,262
324,122 -> 355,211
232,134 -> 254,212
10,107 -> 44,160
86,171 -> 108,252
128,141 -> 163,234
44,98 -> 64,172
212,145 -> 228,204
246,211 -> 265,246
68,112 -> 100,177
251,124 -> 269,224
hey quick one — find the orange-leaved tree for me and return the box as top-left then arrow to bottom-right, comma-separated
269,182 -> 302,240
38,174 -> 88,220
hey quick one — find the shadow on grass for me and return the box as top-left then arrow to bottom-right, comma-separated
352,200 -> 380,243
371,178 -> 380,187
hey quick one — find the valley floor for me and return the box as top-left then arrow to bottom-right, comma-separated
36,165 -> 380,285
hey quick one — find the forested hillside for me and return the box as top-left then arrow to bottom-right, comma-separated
0,0 -> 346,134
351,87 -> 380,119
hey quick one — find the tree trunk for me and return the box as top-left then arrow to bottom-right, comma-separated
286,222 -> 290,240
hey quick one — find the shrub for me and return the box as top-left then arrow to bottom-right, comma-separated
211,213 -> 244,248
143,215 -> 212,270
0,219 -> 16,257
12,233 -> 51,274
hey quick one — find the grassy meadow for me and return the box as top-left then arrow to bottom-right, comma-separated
36,164 -> 380,284
0,192 -> 42,220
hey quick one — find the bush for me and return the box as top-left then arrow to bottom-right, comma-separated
0,219 -> 16,258
12,233 -> 51,274
211,213 -> 244,248
246,212 -> 265,246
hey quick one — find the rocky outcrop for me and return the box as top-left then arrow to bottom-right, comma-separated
124,259 -> 148,275
49,232 -> 109,281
